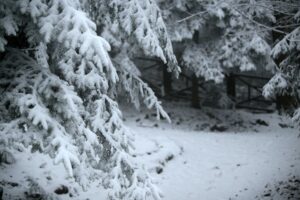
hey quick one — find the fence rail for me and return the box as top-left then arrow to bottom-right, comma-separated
226,73 -> 276,112
135,56 -> 277,112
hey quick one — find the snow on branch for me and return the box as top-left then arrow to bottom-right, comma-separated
104,150 -> 162,200
114,53 -> 171,122
20,0 -> 118,90
271,27 -> 300,59
93,0 -> 180,75
0,1 -> 19,51
182,44 -> 224,83
0,0 -> 176,199
88,93 -> 162,200
0,49 -> 101,181
263,73 -> 289,99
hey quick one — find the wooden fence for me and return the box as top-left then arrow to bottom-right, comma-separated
226,73 -> 276,112
134,57 -> 277,112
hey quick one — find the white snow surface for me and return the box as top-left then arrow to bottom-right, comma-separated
124,101 -> 300,200
1,101 -> 300,199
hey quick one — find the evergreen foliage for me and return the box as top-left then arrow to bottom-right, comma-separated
0,0 -> 177,199
1,0 -> 300,198
157,0 -> 275,83
263,0 -> 300,119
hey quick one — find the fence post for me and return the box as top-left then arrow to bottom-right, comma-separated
226,73 -> 236,101
191,75 -> 200,108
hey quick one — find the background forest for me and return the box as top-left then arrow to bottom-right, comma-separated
0,0 -> 299,199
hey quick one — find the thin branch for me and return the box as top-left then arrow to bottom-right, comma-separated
234,2 -> 296,16
176,0 -> 228,23
231,6 -> 289,35
176,10 -> 208,23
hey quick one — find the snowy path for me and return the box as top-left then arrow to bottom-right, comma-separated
128,119 -> 300,200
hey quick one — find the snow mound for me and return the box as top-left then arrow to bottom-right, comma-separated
0,148 -> 107,200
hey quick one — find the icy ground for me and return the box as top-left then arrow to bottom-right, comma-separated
124,101 -> 300,200
1,101 -> 300,199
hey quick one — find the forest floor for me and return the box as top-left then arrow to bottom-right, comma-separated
1,101 -> 299,200
123,101 -> 300,200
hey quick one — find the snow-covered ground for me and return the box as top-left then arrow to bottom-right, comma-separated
124,101 -> 300,200
1,101 -> 299,199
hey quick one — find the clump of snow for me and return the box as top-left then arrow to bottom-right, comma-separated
263,73 -> 288,98
248,34 -> 271,56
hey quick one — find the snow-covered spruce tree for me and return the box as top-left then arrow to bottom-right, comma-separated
156,0 -> 275,83
263,1 -> 300,119
0,0 -> 178,199
83,0 -> 180,113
